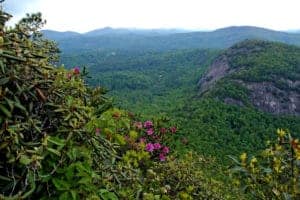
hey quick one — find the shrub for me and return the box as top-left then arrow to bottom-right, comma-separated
230,129 -> 300,199
0,10 -> 124,199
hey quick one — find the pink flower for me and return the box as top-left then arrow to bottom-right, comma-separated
66,72 -> 72,80
145,143 -> 154,152
146,128 -> 154,135
169,126 -> 177,133
144,120 -> 153,129
159,153 -> 166,161
134,122 -> 143,130
95,128 -> 101,136
139,137 -> 146,143
153,143 -> 161,150
162,146 -> 169,154
151,135 -> 159,140
73,67 -> 80,75
124,135 -> 129,141
160,127 -> 167,134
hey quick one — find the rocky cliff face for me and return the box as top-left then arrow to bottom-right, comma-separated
197,55 -> 231,94
198,40 -> 300,116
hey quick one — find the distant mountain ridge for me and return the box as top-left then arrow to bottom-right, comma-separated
42,26 -> 300,53
41,30 -> 81,40
84,27 -> 190,36
42,27 -> 190,39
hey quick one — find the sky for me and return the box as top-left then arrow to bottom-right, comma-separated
2,0 -> 300,33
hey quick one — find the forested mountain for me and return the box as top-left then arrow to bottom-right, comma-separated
198,40 -> 300,115
177,40 -> 300,159
44,26 -> 300,53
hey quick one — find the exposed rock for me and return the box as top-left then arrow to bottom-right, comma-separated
224,98 -> 245,107
198,55 -> 234,94
286,79 -> 300,88
246,82 -> 300,115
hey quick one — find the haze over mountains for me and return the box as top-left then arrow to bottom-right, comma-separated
43,26 -> 300,53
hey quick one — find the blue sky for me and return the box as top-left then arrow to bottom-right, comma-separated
3,0 -> 300,33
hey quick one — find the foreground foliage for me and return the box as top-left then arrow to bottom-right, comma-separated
230,129 -> 300,199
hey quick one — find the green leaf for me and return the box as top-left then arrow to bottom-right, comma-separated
77,177 -> 91,185
70,190 -> 77,200
75,162 -> 91,174
99,189 -> 118,200
14,101 -> 27,113
54,108 -> 67,113
283,192 -> 292,200
46,147 -> 61,156
272,188 -> 280,196
227,155 -> 240,165
0,104 -> 12,118
52,178 -> 70,191
0,175 -> 11,181
59,191 -> 71,200
0,141 -> 9,150
47,136 -> 65,147
262,167 -> 272,173
65,165 -> 75,181
230,166 -> 247,173
120,119 -> 130,130
4,98 -> 14,110
2,53 -> 26,61
67,148 -> 77,161
19,155 -> 31,165
0,77 -> 9,85
0,60 -> 5,74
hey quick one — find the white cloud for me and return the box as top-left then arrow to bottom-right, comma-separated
3,0 -> 300,32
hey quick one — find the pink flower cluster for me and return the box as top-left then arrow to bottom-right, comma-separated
134,122 -> 143,129
73,67 -> 80,75
133,120 -> 177,136
169,126 -> 177,133
95,128 -> 101,136
145,142 -> 169,161
67,67 -> 80,80
146,128 -> 154,135
143,120 -> 153,129
133,120 -> 176,162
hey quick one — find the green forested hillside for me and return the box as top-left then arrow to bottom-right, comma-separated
61,49 -> 219,114
60,40 -> 300,164
181,40 -> 300,160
